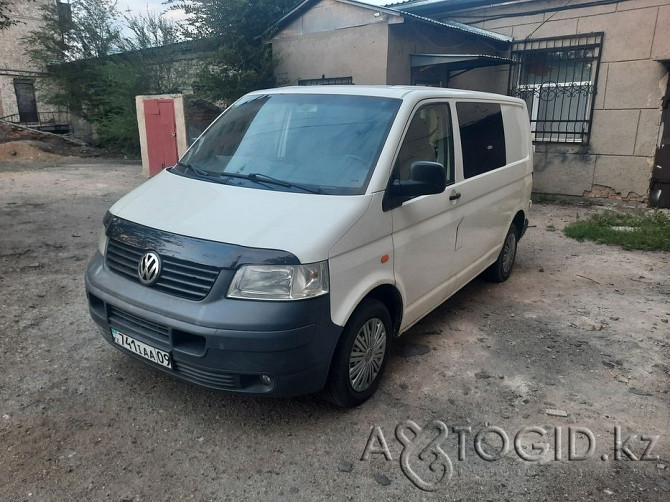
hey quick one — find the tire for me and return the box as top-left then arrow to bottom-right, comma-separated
485,223 -> 518,283
324,298 -> 392,407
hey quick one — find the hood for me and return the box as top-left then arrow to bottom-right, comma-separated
108,170 -> 373,263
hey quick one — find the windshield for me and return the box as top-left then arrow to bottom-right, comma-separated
177,93 -> 401,195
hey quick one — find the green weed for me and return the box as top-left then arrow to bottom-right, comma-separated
564,210 -> 670,251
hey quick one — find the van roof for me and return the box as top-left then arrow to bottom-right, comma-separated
249,85 -> 524,105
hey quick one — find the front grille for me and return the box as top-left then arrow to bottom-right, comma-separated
173,360 -> 241,390
108,305 -> 169,342
106,239 -> 221,301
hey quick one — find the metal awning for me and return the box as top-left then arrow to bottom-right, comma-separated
410,54 -> 516,70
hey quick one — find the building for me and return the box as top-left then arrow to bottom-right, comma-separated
0,0 -> 214,146
0,0 -> 69,133
270,0 -> 670,206
270,0 -> 513,90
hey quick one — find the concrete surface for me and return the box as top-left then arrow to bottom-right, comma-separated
0,161 -> 669,501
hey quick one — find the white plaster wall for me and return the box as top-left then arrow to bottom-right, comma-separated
273,22 -> 390,86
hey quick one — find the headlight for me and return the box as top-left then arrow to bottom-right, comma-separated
227,262 -> 329,301
98,225 -> 108,256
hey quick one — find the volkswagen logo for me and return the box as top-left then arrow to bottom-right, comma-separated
138,251 -> 161,285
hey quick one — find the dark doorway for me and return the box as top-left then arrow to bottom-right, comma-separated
411,64 -> 449,87
13,79 -> 38,123
650,72 -> 670,208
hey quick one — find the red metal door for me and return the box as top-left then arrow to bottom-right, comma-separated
144,99 -> 178,177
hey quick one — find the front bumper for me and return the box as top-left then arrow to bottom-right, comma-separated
85,252 -> 343,397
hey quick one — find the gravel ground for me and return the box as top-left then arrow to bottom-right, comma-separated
1,161 -> 669,501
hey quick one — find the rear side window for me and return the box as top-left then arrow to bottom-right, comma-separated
456,102 -> 506,179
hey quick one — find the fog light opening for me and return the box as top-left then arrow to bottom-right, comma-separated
260,374 -> 274,387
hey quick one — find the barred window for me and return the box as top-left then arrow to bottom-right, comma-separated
509,33 -> 603,144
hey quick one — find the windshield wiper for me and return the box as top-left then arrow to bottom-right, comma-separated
174,161 -> 211,177
175,164 -> 257,187
175,163 -> 322,194
246,172 -> 322,194
175,162 -> 243,186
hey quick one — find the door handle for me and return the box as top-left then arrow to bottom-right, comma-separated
449,192 -> 462,201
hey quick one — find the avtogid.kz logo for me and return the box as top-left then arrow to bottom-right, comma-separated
361,421 -> 662,491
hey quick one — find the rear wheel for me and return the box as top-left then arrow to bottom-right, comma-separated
485,223 -> 518,283
324,298 -> 391,407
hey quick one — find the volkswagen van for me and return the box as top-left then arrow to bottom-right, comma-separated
85,86 -> 532,406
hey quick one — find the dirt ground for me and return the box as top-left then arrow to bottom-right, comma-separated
0,123 -> 111,163
0,160 -> 668,501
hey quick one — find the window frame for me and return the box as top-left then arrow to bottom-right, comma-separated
455,101 -> 507,179
389,100 -> 456,187
508,32 -> 603,145
520,80 -> 593,143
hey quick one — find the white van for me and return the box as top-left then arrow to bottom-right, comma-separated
85,86 -> 532,406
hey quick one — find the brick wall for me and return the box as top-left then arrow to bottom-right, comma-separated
0,0 -> 54,119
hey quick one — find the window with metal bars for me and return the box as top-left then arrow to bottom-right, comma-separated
508,33 -> 603,144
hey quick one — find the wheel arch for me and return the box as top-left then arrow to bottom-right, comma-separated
323,286 -> 401,406
512,209 -> 526,239
362,284 -> 403,337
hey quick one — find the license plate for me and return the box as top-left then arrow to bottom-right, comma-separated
111,328 -> 172,369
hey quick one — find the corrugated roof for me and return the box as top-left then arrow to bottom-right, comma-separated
396,8 -> 511,42
385,0 -> 422,6
267,0 -> 511,43
385,0 -> 515,10
410,53 -> 516,69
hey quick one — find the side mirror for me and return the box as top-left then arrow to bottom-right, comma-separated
384,161 -> 448,210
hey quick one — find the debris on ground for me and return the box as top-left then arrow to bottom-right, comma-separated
0,122 -> 107,162
545,409 -> 568,417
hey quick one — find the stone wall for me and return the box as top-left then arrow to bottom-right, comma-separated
443,0 -> 670,200
0,0 -> 54,119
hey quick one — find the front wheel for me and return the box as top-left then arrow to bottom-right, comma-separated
485,223 -> 518,283
324,298 -> 392,407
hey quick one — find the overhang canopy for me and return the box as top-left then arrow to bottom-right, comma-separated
410,53 -> 516,70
